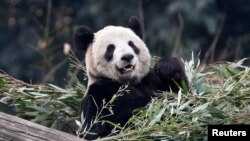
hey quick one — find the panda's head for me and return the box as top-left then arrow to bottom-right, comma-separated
74,16 -> 151,85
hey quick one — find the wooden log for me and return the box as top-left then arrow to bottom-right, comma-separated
0,112 -> 85,141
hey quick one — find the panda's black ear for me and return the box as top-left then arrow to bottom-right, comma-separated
73,26 -> 94,52
127,16 -> 143,39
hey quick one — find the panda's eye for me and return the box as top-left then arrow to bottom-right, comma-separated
105,44 -> 115,61
128,41 -> 140,55
107,44 -> 115,53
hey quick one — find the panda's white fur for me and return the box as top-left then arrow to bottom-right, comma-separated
85,26 -> 151,86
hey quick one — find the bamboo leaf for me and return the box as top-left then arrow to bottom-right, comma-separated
75,120 -> 82,128
192,102 -> 209,113
148,105 -> 167,127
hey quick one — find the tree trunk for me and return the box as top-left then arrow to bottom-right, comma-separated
0,112 -> 84,141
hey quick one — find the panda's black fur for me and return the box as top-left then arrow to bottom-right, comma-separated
74,16 -> 188,140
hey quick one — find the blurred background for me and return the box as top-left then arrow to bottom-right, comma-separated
0,0 -> 249,86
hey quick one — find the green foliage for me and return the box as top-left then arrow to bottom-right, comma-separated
0,55 -> 249,140
81,57 -> 249,141
0,74 -> 85,130
0,78 -> 6,88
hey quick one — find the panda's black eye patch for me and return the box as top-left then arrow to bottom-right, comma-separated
105,44 -> 115,61
128,41 -> 140,55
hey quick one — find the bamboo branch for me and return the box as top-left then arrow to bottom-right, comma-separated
0,70 -> 62,94
202,14 -> 226,64
45,0 -> 52,40
42,59 -> 68,83
218,36 -> 232,61
138,0 -> 145,41
171,11 -> 184,58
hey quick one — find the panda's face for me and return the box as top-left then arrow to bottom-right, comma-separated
86,26 -> 151,84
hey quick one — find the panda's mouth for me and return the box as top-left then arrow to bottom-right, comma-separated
117,64 -> 135,74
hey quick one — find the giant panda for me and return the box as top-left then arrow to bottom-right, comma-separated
74,16 -> 188,140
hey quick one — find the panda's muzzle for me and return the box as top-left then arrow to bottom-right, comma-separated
121,54 -> 134,62
117,64 -> 135,74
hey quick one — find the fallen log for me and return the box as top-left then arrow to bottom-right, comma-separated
0,112 -> 84,141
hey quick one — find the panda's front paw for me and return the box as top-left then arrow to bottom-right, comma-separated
155,57 -> 184,80
154,57 -> 187,92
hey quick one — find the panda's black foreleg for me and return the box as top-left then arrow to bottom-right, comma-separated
80,78 -> 122,140
154,57 -> 188,93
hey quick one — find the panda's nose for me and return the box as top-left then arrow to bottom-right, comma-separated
121,54 -> 134,62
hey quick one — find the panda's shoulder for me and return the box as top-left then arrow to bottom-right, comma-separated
87,78 -> 122,98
